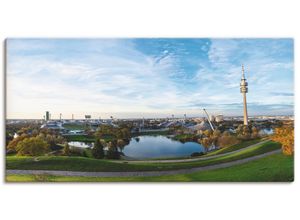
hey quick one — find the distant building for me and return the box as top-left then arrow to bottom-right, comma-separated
209,115 -> 215,122
193,117 -> 205,123
46,111 -> 50,121
187,121 -> 211,132
41,121 -> 63,130
215,115 -> 224,122
85,115 -> 91,119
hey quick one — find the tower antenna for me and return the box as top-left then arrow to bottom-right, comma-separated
242,64 -> 245,79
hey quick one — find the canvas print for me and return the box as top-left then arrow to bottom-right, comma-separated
5,38 -> 294,182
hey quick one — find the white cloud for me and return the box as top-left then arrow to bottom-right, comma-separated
6,39 -> 294,119
7,40 -> 191,118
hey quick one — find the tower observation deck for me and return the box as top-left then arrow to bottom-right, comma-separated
240,65 -> 249,126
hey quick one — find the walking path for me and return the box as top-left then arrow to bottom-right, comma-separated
6,149 -> 281,178
115,140 -> 270,163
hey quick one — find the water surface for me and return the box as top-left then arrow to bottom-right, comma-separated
123,135 -> 204,159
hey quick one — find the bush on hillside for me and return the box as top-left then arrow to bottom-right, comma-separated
16,136 -> 50,156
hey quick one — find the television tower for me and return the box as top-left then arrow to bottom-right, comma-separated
240,65 -> 249,126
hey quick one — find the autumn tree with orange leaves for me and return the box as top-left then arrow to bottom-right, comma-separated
271,126 -> 294,155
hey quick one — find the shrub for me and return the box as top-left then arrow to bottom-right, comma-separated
16,136 -> 50,156
271,126 -> 294,155
92,138 -> 104,159
7,134 -> 29,152
63,143 -> 70,156
201,137 -> 213,152
218,134 -> 239,148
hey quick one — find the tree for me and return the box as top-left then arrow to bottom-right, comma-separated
212,129 -> 221,146
236,124 -> 244,138
32,129 -> 39,136
92,138 -> 104,159
251,126 -> 259,139
222,131 -> 230,136
7,134 -> 29,152
218,132 -> 239,148
6,131 -> 14,147
117,139 -> 126,152
106,139 -> 119,159
203,129 -> 212,137
271,126 -> 294,155
115,130 -> 123,139
16,136 -> 50,156
45,134 -> 54,147
201,137 -> 213,153
63,142 -> 70,156
236,125 -> 251,140
121,128 -> 130,139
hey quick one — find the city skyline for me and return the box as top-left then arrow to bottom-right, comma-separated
6,38 -> 294,119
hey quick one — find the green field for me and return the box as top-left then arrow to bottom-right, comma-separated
132,130 -> 171,137
6,140 -> 281,172
6,153 -> 293,182
64,135 -> 95,142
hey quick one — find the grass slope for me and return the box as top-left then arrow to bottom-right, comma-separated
6,141 -> 281,172
204,139 -> 262,156
6,153 -> 293,182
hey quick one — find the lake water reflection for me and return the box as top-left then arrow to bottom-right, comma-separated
122,135 -> 204,159
68,135 -> 205,159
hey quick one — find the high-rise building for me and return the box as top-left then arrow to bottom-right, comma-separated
240,65 -> 249,125
45,111 -> 50,121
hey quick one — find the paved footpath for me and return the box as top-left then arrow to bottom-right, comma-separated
114,140 -> 270,163
6,149 -> 281,178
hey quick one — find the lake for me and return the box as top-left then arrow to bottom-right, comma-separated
68,135 -> 204,159
260,128 -> 274,135
122,135 -> 204,159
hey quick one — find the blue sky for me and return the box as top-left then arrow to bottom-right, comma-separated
6,38 -> 294,119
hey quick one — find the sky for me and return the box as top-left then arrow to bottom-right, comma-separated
6,38 -> 294,119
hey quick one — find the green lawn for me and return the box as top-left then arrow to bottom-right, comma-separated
6,153 -> 293,182
64,135 -> 95,142
6,140 -> 281,172
132,130 -> 171,137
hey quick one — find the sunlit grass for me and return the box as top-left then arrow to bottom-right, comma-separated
6,153 -> 293,182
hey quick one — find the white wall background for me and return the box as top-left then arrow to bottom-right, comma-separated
0,0 -> 299,220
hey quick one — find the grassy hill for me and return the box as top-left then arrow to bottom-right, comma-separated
6,153 -> 293,182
